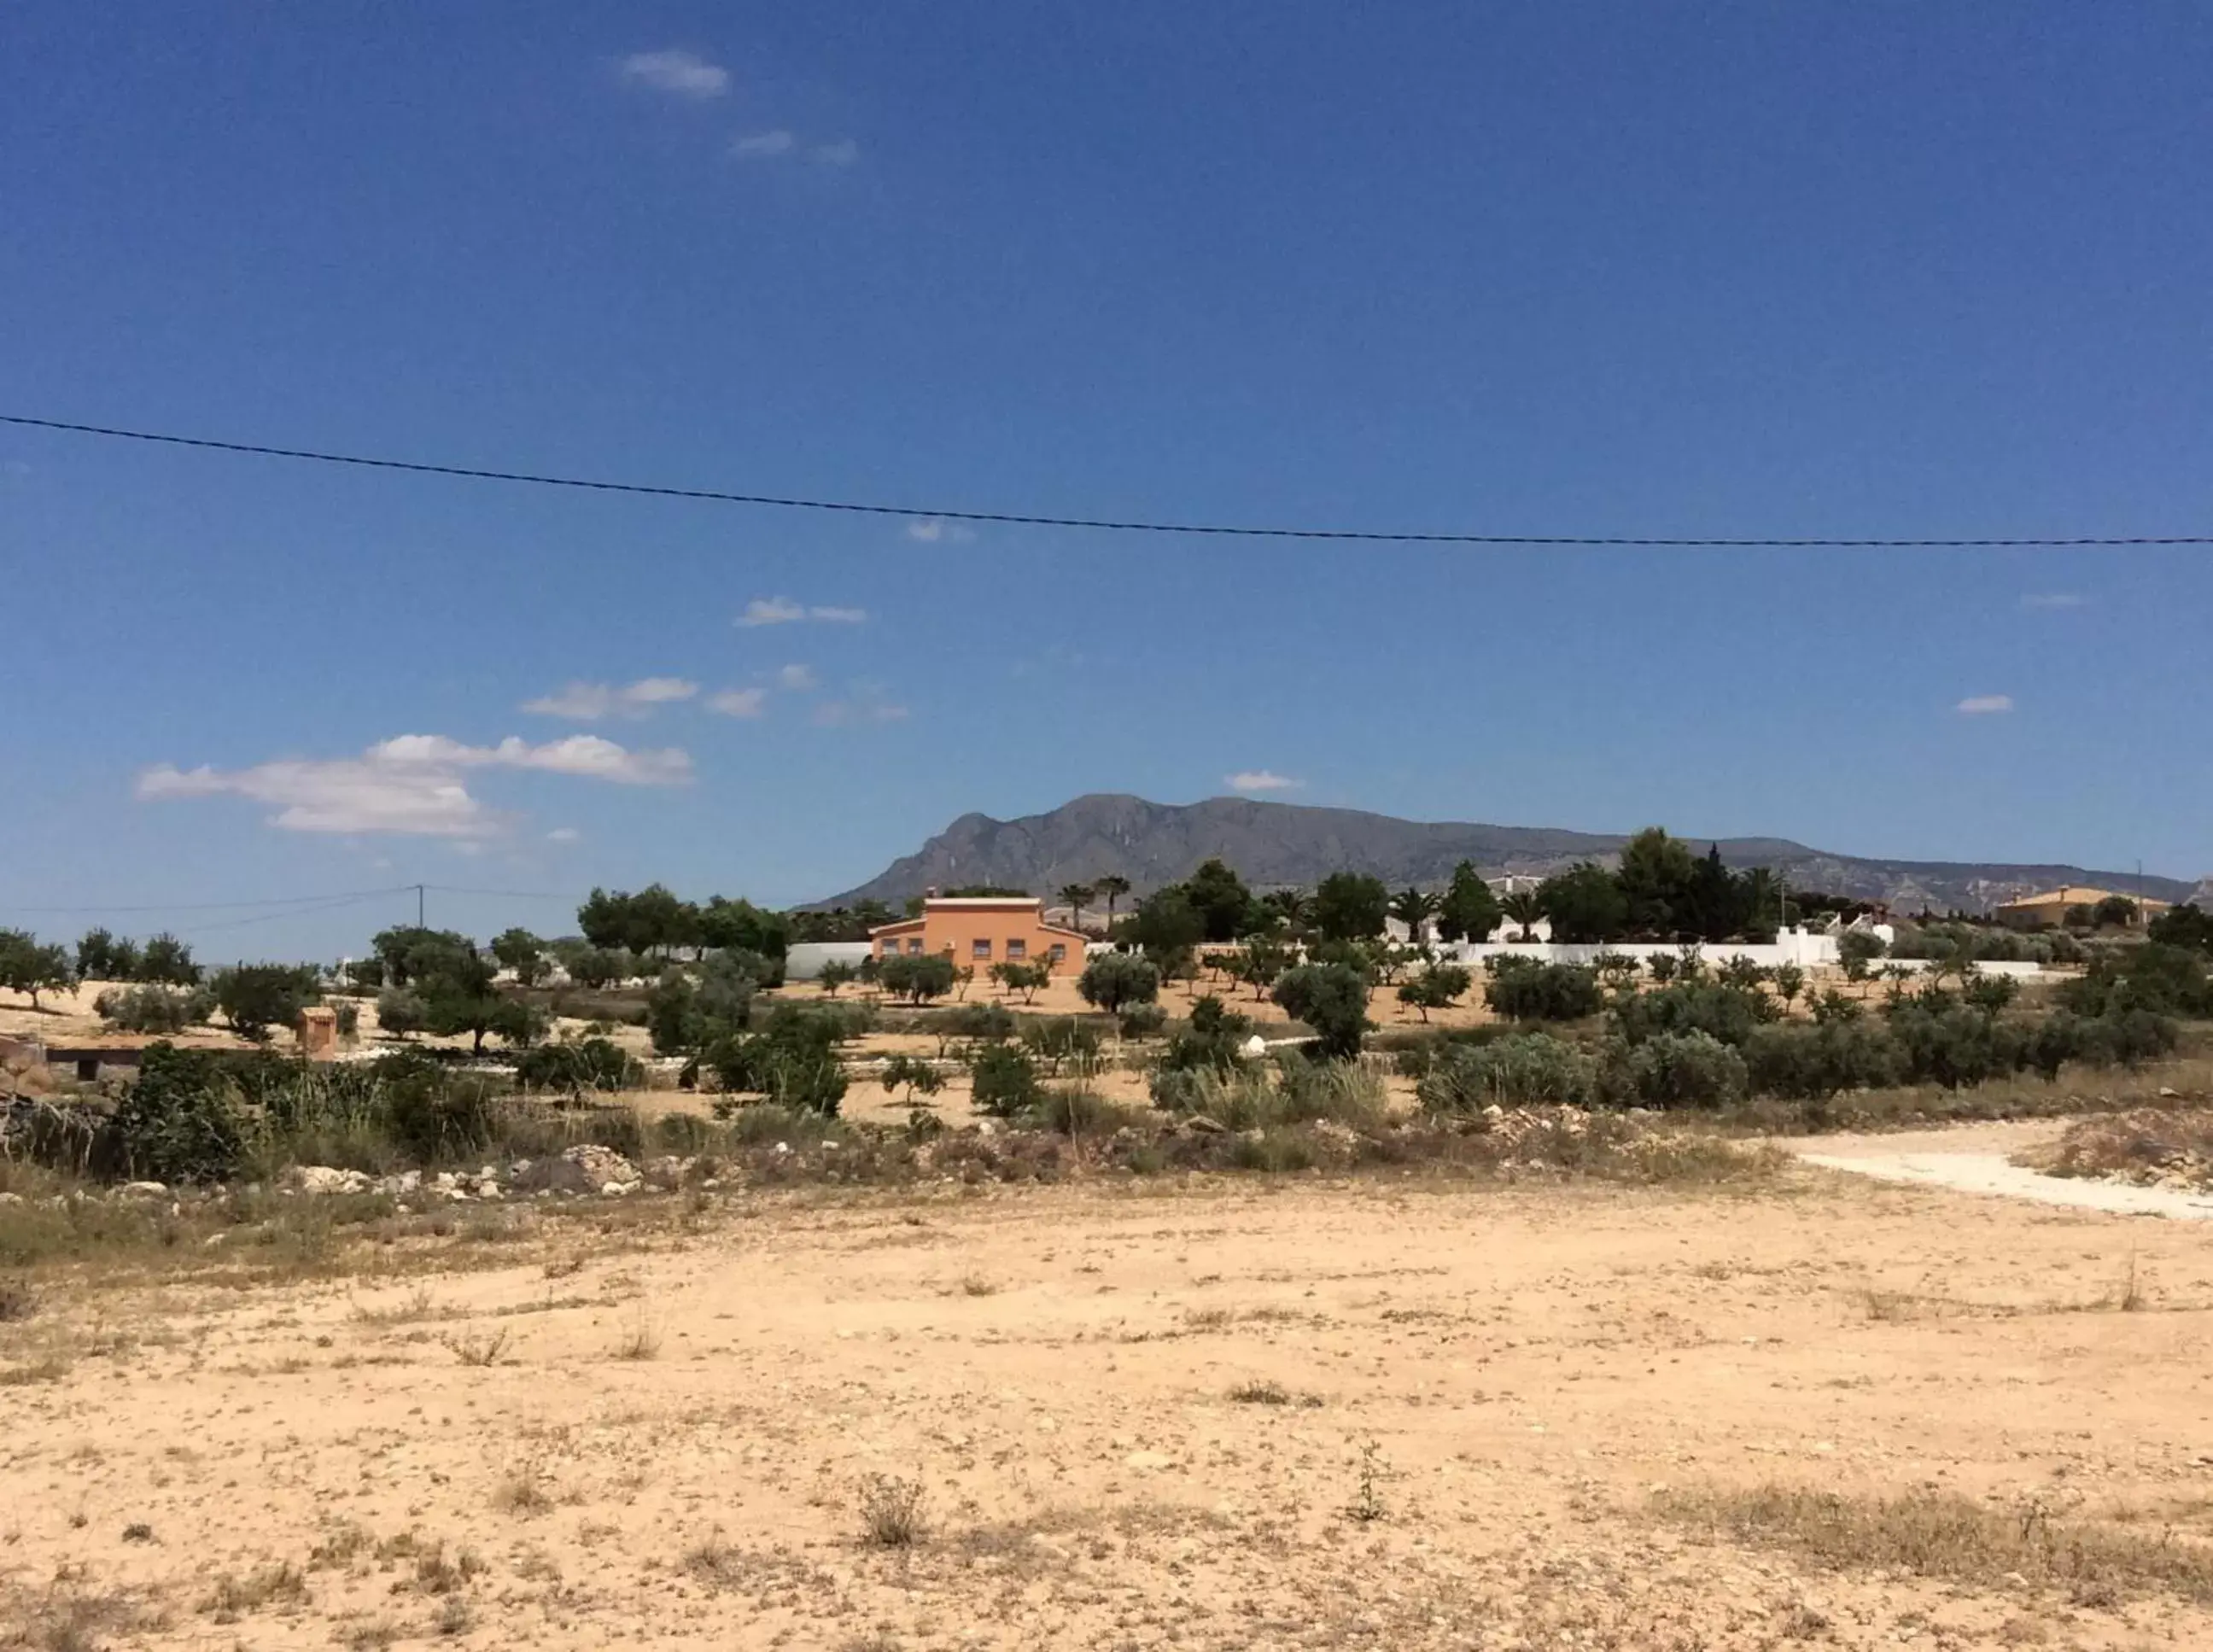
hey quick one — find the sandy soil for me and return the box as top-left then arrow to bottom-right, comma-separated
1791,1120 -> 2213,1222
8,1168 -> 2213,1648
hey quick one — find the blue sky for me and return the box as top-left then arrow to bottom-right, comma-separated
3,3 -> 2210,959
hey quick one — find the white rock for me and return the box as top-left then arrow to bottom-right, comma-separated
289,1165 -> 372,1196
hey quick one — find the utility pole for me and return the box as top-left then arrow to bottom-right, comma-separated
416,884 -> 426,928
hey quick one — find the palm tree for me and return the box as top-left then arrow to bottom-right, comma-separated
1095,874 -> 1131,931
1500,890 -> 1543,943
1388,887 -> 1439,944
1058,883 -> 1096,934
1263,888 -> 1311,937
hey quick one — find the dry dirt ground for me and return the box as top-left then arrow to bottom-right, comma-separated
9,1164 -> 2213,1649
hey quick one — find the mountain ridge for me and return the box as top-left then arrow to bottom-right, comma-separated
817,794 -> 2200,914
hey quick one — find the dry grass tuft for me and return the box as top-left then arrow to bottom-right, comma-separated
0,1275 -> 34,1322
681,1534 -> 750,1589
5,1580 -> 154,1652
857,1474 -> 927,1548
412,1542 -> 486,1596
200,1561 -> 308,1620
1657,1483 -> 2213,1605
957,1274 -> 997,1298
1226,1378 -> 1291,1405
2030,1108 -> 2213,1189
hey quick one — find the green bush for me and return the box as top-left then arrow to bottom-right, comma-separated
1077,953 -> 1160,1015
881,952 -> 959,1006
2058,943 -> 2211,1020
514,1037 -> 643,1095
1416,1033 -> 1596,1111
970,1045 -> 1043,1120
1483,959 -> 1602,1023
211,964 -> 319,1043
1610,980 -> 1775,1047
1611,1030 -> 1749,1109
1159,995 -> 1253,1074
1019,1016 -> 1103,1075
1118,1002 -> 1168,1039
93,984 -> 213,1034
703,1007 -> 850,1116
1270,962 -> 1371,1059
1887,1005 -> 2028,1090
1743,1020 -> 1906,1100
108,1043 -> 245,1183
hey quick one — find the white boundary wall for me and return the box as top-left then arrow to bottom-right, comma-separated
1442,931 -> 2041,978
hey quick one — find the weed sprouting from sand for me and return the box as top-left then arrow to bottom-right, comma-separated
958,1275 -> 997,1298
491,1461 -> 553,1517
1656,1483 -> 2213,1604
611,1301 -> 662,1361
1348,1440 -> 1387,1523
433,1594 -> 476,1637
341,1617 -> 400,1650
412,1543 -> 486,1596
1227,1379 -> 1291,1405
858,1475 -> 927,1548
444,1327 -> 509,1367
0,1275 -> 34,1322
119,1523 -> 152,1545
2119,1246 -> 2147,1313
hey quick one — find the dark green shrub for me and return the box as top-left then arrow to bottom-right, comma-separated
375,987 -> 427,1038
970,1045 -> 1042,1120
1416,1033 -> 1595,1111
1612,1030 -> 1749,1109
1159,995 -> 1253,1074
210,964 -> 318,1043
1743,1021 -> 1905,1100
1019,1016 -> 1103,1075
1483,959 -> 1602,1023
1610,981 -> 1774,1047
1118,1001 -> 1168,1039
704,1007 -> 850,1115
1077,953 -> 1160,1014
1888,1006 -> 2027,1089
2058,943 -> 2211,1020
514,1037 -> 643,1095
108,1043 -> 245,1183
1271,963 -> 1371,1059
93,984 -> 213,1034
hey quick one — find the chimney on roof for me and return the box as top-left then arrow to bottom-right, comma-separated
925,886 -> 938,900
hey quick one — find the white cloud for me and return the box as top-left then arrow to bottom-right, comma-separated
706,687 -> 768,718
137,733 -> 692,838
738,597 -> 867,627
1955,695 -> 2016,716
620,49 -> 729,98
811,138 -> 860,166
776,663 -> 818,691
522,676 -> 698,720
1225,770 -> 1301,792
904,517 -> 976,544
2021,593 -> 2088,610
546,826 -> 581,844
732,129 -> 796,158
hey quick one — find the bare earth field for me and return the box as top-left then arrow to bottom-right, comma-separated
9,1158 -> 2213,1649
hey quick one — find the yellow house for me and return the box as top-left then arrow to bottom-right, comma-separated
1992,885 -> 2171,930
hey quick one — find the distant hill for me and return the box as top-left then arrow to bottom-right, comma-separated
815,793 -> 2198,915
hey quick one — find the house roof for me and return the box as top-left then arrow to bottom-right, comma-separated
1997,885 -> 2170,910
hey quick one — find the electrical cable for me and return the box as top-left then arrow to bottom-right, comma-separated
5,413 -> 2207,547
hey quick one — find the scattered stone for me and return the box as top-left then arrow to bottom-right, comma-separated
289,1165 -> 372,1196
118,1181 -> 167,1198
511,1143 -> 641,1195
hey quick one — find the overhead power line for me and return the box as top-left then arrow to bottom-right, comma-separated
0,884 -> 564,918
5,412 -> 2207,547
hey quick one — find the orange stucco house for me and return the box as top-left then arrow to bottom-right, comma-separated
869,895 -> 1089,972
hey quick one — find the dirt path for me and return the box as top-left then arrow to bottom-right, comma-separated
1786,1118 -> 2213,1220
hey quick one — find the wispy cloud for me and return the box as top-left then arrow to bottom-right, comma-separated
620,49 -> 730,99
1225,770 -> 1301,792
904,517 -> 976,544
812,683 -> 908,727
732,129 -> 795,158
812,138 -> 861,166
738,597 -> 867,627
546,826 -> 581,844
522,677 -> 698,721
1955,695 -> 2016,716
137,734 -> 692,838
2021,593 -> 2088,610
776,663 -> 819,691
705,687 -> 768,718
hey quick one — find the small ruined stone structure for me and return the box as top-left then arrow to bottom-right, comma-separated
296,1005 -> 340,1061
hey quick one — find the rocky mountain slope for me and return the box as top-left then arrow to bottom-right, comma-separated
817,794 -> 2197,915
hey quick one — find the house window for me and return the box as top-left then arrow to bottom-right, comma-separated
972,938 -> 992,960
1006,938 -> 1027,960
881,941 -> 900,959
1048,943 -> 1066,964
908,938 -> 925,955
